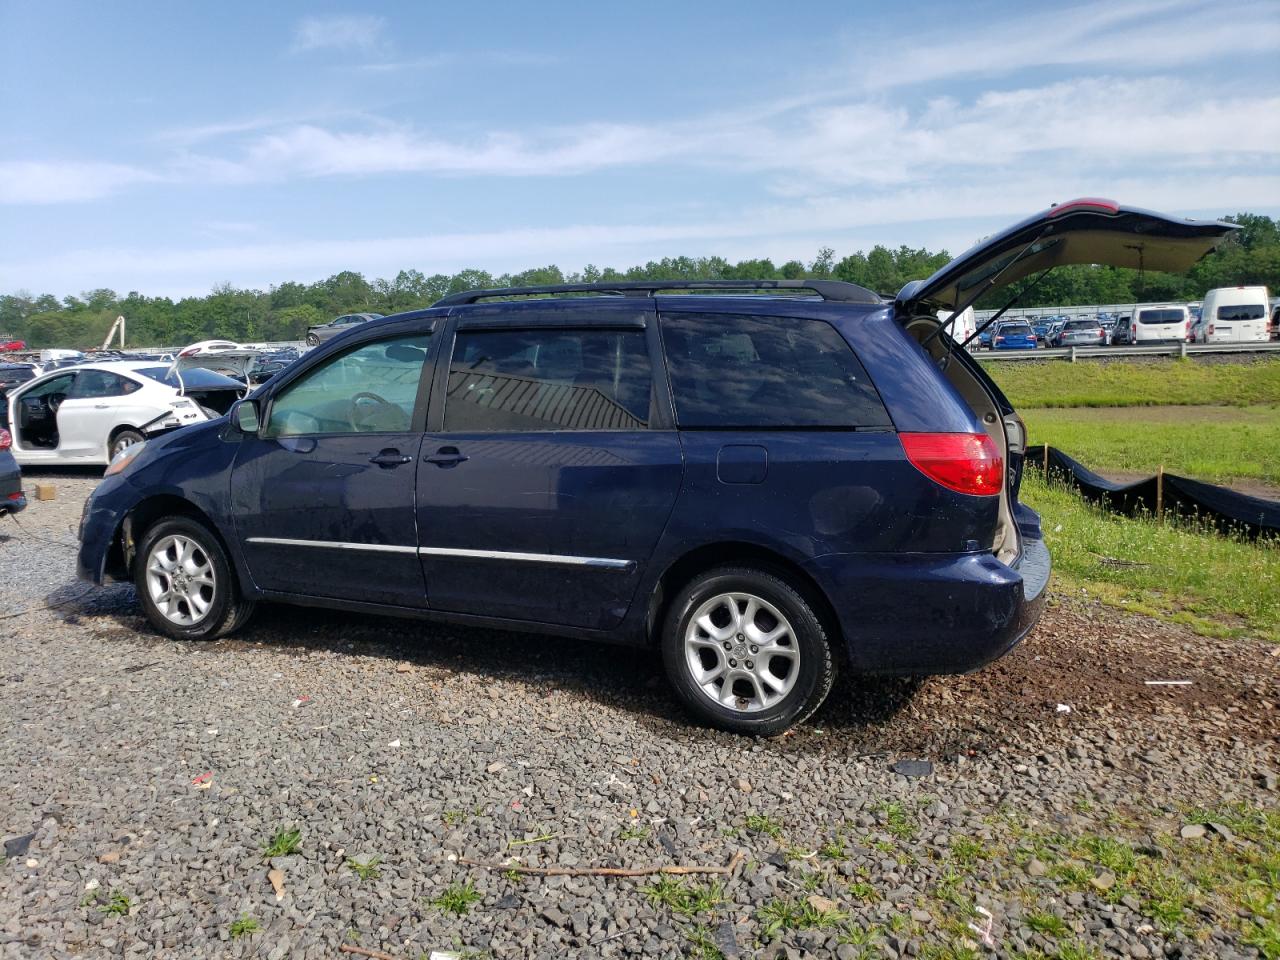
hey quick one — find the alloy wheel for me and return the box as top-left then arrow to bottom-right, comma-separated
145,534 -> 217,625
683,591 -> 799,712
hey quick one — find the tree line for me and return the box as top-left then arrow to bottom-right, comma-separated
2,213 -> 1275,350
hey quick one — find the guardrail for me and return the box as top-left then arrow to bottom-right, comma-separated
979,341 -> 1280,362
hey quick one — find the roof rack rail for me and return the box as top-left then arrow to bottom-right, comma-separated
432,279 -> 881,307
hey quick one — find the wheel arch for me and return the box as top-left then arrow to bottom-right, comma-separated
113,494 -> 238,583
644,541 -> 844,659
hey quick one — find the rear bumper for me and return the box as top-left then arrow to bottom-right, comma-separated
0,453 -> 24,515
803,527 -> 1050,675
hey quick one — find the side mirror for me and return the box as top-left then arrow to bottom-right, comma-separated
230,399 -> 260,434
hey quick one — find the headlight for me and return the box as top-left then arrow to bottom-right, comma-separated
105,440 -> 147,477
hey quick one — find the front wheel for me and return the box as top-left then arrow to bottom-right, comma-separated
134,517 -> 254,640
305,333 -> 320,347
661,566 -> 836,736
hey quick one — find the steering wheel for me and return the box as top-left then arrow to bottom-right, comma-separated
48,393 -> 67,413
347,391 -> 397,431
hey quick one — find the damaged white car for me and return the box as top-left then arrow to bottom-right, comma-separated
3,361 -> 245,466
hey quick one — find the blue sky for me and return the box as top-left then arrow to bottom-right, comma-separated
2,0 -> 1278,298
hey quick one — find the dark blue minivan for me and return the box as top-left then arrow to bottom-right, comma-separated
77,202 -> 1234,733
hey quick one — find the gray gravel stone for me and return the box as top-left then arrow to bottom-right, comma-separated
0,473 -> 1276,958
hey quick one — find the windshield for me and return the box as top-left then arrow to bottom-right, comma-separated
1137,309 -> 1185,324
1217,304 -> 1264,321
137,366 -> 244,389
998,323 -> 1033,336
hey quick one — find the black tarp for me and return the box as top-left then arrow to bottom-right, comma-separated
1027,445 -> 1280,540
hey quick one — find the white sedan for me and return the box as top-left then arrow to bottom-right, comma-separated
4,360 -> 245,466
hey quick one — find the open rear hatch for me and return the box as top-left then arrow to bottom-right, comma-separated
895,200 -> 1238,564
896,199 -> 1237,312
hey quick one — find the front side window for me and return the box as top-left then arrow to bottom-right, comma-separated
660,313 -> 891,429
264,333 -> 430,437
25,372 -> 76,400
444,328 -> 652,432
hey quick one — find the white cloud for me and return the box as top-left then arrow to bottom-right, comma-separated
0,161 -> 159,204
290,15 -> 386,54
5,167 -> 1276,296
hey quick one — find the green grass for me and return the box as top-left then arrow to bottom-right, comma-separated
743,814 -> 784,840
1023,472 -> 1280,642
640,876 -> 725,916
1022,405 -> 1280,485
757,897 -> 849,938
876,801 -> 917,840
983,357 -> 1280,408
685,924 -> 727,960
429,881 -> 482,917
229,914 -> 260,938
1025,910 -> 1069,938
95,891 -> 131,916
262,827 -> 302,859
346,855 -> 381,881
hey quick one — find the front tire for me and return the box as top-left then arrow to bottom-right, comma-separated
661,566 -> 836,736
305,333 -> 320,347
134,517 -> 254,640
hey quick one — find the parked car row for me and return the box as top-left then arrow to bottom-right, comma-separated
969,287 -> 1272,349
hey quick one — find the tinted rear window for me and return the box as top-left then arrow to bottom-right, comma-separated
998,323 -> 1033,336
1216,304 -> 1264,321
1064,320 -> 1097,330
137,366 -> 244,389
1137,309 -> 1185,324
659,313 -> 890,429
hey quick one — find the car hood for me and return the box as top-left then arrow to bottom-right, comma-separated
897,200 -> 1238,311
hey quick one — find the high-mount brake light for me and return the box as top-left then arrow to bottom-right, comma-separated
900,432 -> 1004,497
1047,198 -> 1120,218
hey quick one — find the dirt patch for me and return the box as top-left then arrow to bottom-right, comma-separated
802,594 -> 1280,759
1024,404 -> 1278,423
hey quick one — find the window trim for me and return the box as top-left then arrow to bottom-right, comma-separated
431,319 -> 666,435
259,329 -> 437,439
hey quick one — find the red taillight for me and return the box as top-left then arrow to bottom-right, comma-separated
1047,197 -> 1120,217
901,432 -> 1004,497
6,492 -> 20,501
1208,324 -> 1215,335
0,427 -> 10,451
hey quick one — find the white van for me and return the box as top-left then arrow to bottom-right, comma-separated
1129,304 -> 1189,344
936,306 -> 978,350
1196,286 -> 1270,343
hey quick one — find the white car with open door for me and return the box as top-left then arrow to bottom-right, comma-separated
4,361 -> 245,466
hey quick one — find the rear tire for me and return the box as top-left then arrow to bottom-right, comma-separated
108,428 -> 144,462
661,566 -> 836,736
134,516 -> 254,640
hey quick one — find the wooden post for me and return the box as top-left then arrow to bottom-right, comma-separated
1156,464 -> 1164,520
1043,444 -> 1049,473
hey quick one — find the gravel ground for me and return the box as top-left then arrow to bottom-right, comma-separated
1,471 -> 1277,960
